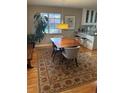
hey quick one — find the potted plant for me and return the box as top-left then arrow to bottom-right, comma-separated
27,13 -> 48,68
33,13 -> 48,43
27,34 -> 35,48
27,13 -> 49,45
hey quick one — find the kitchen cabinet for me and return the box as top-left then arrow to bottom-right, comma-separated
81,9 -> 97,25
75,32 -> 97,50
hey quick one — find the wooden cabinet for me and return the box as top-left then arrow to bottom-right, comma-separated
27,43 -> 34,68
81,9 -> 97,25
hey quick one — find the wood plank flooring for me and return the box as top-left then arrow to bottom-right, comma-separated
27,45 -> 97,93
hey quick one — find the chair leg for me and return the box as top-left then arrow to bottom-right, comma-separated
51,49 -> 55,57
61,56 -> 65,64
75,58 -> 78,67
52,51 -> 56,62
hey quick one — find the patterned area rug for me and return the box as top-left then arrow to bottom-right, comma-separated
37,47 -> 97,93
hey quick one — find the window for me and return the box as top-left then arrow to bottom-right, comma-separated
86,10 -> 89,23
90,10 -> 94,23
40,13 -> 61,34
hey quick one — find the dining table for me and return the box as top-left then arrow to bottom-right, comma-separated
50,37 -> 80,48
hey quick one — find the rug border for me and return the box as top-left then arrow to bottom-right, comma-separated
36,47 -> 97,93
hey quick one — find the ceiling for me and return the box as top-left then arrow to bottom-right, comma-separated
27,0 -> 97,9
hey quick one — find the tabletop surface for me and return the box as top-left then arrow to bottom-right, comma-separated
50,37 -> 80,48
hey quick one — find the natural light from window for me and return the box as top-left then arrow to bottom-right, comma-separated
40,13 -> 61,34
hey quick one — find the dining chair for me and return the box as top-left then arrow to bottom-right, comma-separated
62,46 -> 80,67
51,42 -> 63,62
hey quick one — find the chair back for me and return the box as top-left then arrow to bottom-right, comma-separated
63,46 -> 80,59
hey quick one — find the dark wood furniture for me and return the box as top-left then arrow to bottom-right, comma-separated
27,43 -> 34,68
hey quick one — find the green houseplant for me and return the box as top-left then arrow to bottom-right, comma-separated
27,13 -> 48,46
33,13 -> 48,42
27,13 -> 48,68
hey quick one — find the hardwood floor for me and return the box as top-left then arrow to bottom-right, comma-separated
27,48 -> 38,93
27,45 -> 97,93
